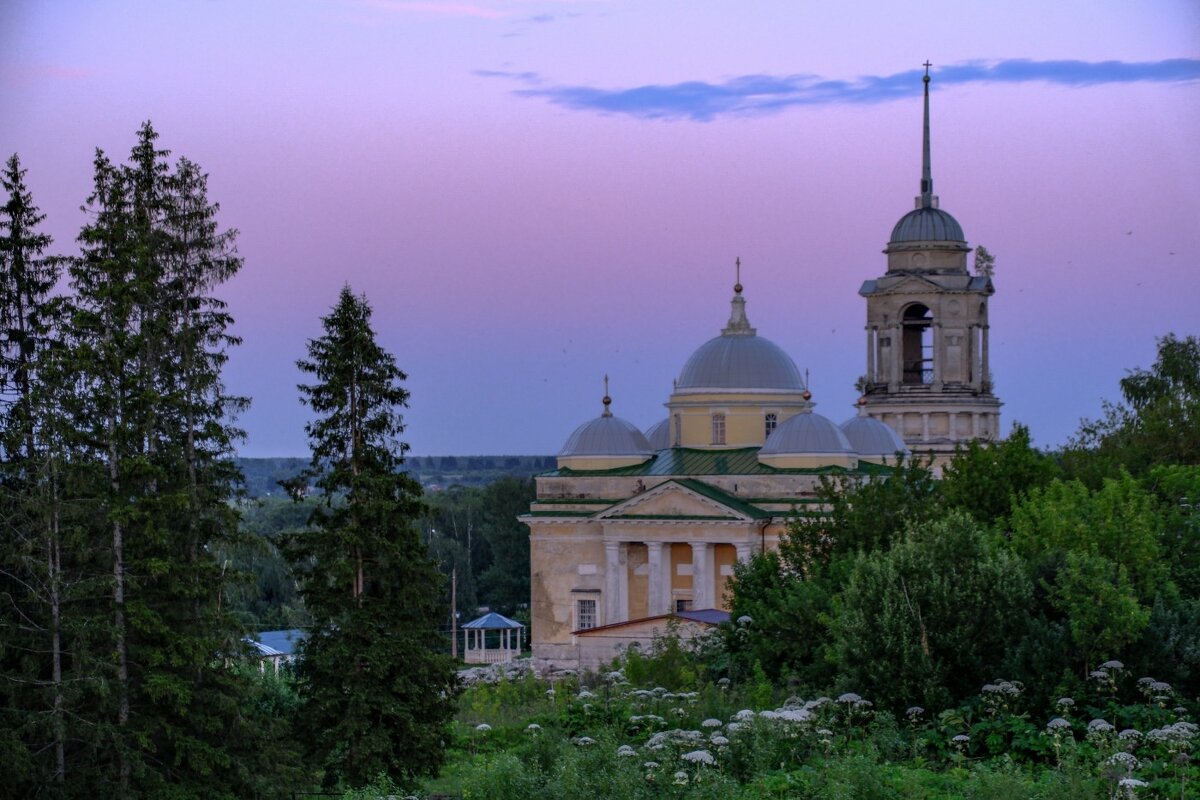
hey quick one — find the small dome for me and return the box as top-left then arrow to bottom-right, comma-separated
890,207 -> 965,244
559,414 -> 653,457
841,414 -> 908,457
760,410 -> 853,455
645,418 -> 670,451
678,335 -> 804,391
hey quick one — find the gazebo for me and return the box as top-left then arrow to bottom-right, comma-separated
462,611 -> 524,664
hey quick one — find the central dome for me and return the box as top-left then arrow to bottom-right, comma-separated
678,334 -> 804,391
676,282 -> 804,392
890,206 -> 965,244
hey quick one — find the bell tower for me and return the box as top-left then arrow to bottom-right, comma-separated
858,64 -> 1002,463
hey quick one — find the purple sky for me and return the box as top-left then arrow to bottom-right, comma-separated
3,1 -> 1199,457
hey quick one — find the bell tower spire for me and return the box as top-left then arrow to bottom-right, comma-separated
920,61 -> 934,208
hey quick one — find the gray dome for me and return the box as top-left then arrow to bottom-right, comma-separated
890,207 -> 965,244
841,414 -> 908,456
678,335 -> 804,391
645,418 -> 670,451
760,410 -> 853,455
560,414 -> 653,457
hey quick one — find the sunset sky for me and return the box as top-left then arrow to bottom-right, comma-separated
3,1 -> 1198,457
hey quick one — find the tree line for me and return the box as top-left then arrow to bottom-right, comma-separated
0,127 -> 456,796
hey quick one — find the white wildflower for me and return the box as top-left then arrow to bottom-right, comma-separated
725,722 -> 742,733
1107,752 -> 1139,771
758,710 -> 779,720
673,771 -> 688,785
710,735 -> 730,747
736,615 -> 753,626
1046,717 -> 1071,731
906,706 -> 925,718
525,723 -> 541,733
475,723 -> 491,732
643,761 -> 659,770
1056,697 -> 1075,708
1118,728 -> 1142,741
1087,719 -> 1115,734
701,718 -> 723,728
616,745 -> 637,758
578,690 -> 595,700
575,736 -> 595,746
1119,777 -> 1148,789
816,728 -> 833,738
733,709 -> 756,722
680,749 -> 715,765
1100,660 -> 1125,671
837,692 -> 862,704
952,734 -> 970,744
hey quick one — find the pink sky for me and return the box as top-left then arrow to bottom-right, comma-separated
3,0 -> 1199,456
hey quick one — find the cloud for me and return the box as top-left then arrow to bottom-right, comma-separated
479,58 -> 1200,121
360,0 -> 509,19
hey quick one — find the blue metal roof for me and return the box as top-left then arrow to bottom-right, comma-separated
462,611 -> 524,630
253,629 -> 306,657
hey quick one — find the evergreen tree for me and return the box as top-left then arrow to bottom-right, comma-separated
283,286 -> 458,790
0,152 -> 71,792
54,123 -> 298,798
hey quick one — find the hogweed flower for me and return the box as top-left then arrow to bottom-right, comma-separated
673,771 -> 689,785
475,723 -> 491,733
1046,717 -> 1071,732
701,718 -> 723,728
681,749 -> 715,765
616,745 -> 637,758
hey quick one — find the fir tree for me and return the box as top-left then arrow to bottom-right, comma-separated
284,286 -> 458,790
0,152 -> 71,792
57,122 -> 298,798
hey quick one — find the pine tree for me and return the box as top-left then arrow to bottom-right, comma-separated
284,286 -> 458,790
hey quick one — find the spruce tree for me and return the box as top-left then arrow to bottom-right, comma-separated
0,152 -> 70,792
57,122 -> 298,798
284,285 -> 458,790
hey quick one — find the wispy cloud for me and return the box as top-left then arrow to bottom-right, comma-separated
361,0 -> 509,19
478,59 -> 1200,121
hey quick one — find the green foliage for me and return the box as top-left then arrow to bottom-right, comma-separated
723,551 -> 838,686
478,476 -> 536,615
783,454 -> 940,566
831,512 -> 1033,711
1049,553 -> 1150,674
938,423 -> 1058,526
1061,333 -> 1200,484
283,286 -> 459,790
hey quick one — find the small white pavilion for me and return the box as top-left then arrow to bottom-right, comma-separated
462,611 -> 524,664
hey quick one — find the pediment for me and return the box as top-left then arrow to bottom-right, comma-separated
595,480 -> 755,521
875,273 -> 947,294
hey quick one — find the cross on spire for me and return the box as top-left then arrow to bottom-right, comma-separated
920,60 -> 933,206
734,256 -> 742,294
601,374 -> 612,416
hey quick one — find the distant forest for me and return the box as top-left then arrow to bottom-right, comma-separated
238,454 -> 556,496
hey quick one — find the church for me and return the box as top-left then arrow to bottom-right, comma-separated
522,70 -> 1002,669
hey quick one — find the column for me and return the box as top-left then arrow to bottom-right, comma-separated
604,541 -> 620,625
981,324 -> 990,390
690,542 -> 712,610
889,324 -> 902,391
948,411 -> 958,441
971,412 -> 981,438
932,324 -> 943,388
866,327 -> 875,384
617,543 -> 629,623
646,542 -> 664,617
735,541 -> 752,563
921,413 -> 930,442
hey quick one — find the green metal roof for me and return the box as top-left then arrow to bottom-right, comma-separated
544,447 -> 891,478
671,478 -> 771,520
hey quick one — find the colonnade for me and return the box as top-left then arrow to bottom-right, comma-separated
602,539 -> 753,626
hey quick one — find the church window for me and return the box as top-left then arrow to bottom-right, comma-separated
901,303 -> 933,385
576,599 -> 597,630
675,598 -> 692,613
764,413 -> 777,438
711,413 -> 725,445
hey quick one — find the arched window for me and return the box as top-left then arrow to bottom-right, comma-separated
901,304 -> 933,385
711,413 -> 726,445
764,413 -> 778,438
673,413 -> 682,446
